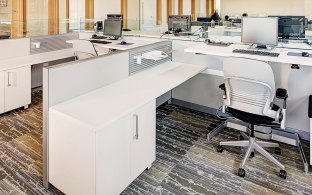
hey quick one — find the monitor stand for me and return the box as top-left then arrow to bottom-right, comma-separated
255,44 -> 268,49
106,36 -> 120,40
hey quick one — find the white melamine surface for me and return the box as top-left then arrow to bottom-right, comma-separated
0,48 -> 74,72
0,73 -> 4,113
185,43 -> 312,67
47,52 -> 129,107
4,66 -> 31,112
0,38 -> 30,61
50,62 -> 207,131
68,37 -> 164,51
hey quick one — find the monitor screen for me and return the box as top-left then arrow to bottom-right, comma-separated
197,17 -> 210,23
242,17 -> 278,47
269,16 -> 305,39
107,14 -> 123,21
103,19 -> 122,38
168,15 -> 191,32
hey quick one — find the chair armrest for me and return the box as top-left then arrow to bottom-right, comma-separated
276,88 -> 288,100
219,83 -> 226,92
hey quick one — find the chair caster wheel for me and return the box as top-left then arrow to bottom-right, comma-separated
250,152 -> 255,158
279,170 -> 287,179
216,145 -> 224,153
238,168 -> 245,178
275,147 -> 281,155
239,135 -> 244,140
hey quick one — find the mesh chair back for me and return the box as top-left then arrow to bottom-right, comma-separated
72,40 -> 98,60
223,57 -> 277,119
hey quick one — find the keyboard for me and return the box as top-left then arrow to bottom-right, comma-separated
90,40 -> 112,44
232,49 -> 280,57
92,35 -> 107,39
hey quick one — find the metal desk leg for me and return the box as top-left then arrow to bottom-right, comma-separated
207,120 -> 227,142
294,133 -> 309,174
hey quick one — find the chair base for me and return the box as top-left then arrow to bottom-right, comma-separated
217,133 -> 286,179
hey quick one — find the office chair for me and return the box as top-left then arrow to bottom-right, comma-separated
72,40 -> 98,60
216,57 -> 288,179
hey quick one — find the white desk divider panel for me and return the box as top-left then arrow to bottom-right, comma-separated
0,38 -> 30,60
30,33 -> 79,55
42,51 -> 130,188
128,41 -> 172,75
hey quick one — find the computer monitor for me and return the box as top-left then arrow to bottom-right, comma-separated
168,15 -> 191,33
269,16 -> 305,39
103,19 -> 123,40
241,17 -> 278,48
305,18 -> 308,29
107,14 -> 123,21
94,21 -> 103,31
197,17 -> 211,23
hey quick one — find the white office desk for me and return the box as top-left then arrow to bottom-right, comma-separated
48,61 -> 207,195
185,43 -> 312,67
67,37 -> 164,51
184,42 -> 312,171
0,48 -> 74,71
50,61 -> 207,129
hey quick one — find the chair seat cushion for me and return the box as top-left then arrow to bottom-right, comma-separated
228,107 -> 275,125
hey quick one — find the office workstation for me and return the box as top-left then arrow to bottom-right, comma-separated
1,0 -> 312,194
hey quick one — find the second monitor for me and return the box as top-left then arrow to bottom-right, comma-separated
242,17 -> 278,49
168,15 -> 191,33
103,19 -> 123,40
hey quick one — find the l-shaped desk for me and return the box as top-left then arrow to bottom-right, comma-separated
44,42 -> 207,194
184,42 -> 312,172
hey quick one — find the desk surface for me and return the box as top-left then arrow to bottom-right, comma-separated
0,48 -> 74,71
67,37 -> 164,51
185,43 -> 312,67
50,62 -> 207,131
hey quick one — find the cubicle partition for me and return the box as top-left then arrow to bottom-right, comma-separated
128,41 -> 172,75
42,40 -> 173,188
30,33 -> 79,55
43,51 -> 130,187
0,38 -> 30,60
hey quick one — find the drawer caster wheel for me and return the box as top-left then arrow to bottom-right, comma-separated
275,147 -> 281,155
238,168 -> 245,178
279,170 -> 287,179
216,145 -> 223,153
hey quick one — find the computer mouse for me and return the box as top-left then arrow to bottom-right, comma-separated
120,41 -> 127,45
302,52 -> 310,57
205,39 -> 211,44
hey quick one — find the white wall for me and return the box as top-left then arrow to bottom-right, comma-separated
140,0 -> 156,30
94,0 -> 121,20
304,1 -> 312,19
26,0 -> 48,36
219,0 -> 311,18
59,0 -> 67,33
183,0 -> 191,15
127,0 -> 140,30
161,0 -> 167,25
69,0 -> 85,30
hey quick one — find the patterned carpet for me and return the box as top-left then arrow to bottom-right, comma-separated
0,91 -> 311,195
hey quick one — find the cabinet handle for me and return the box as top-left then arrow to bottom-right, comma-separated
133,114 -> 139,140
7,72 -> 11,87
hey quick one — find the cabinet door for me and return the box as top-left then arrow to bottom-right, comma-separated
4,66 -> 31,112
130,99 -> 156,180
96,115 -> 132,195
0,72 -> 4,114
